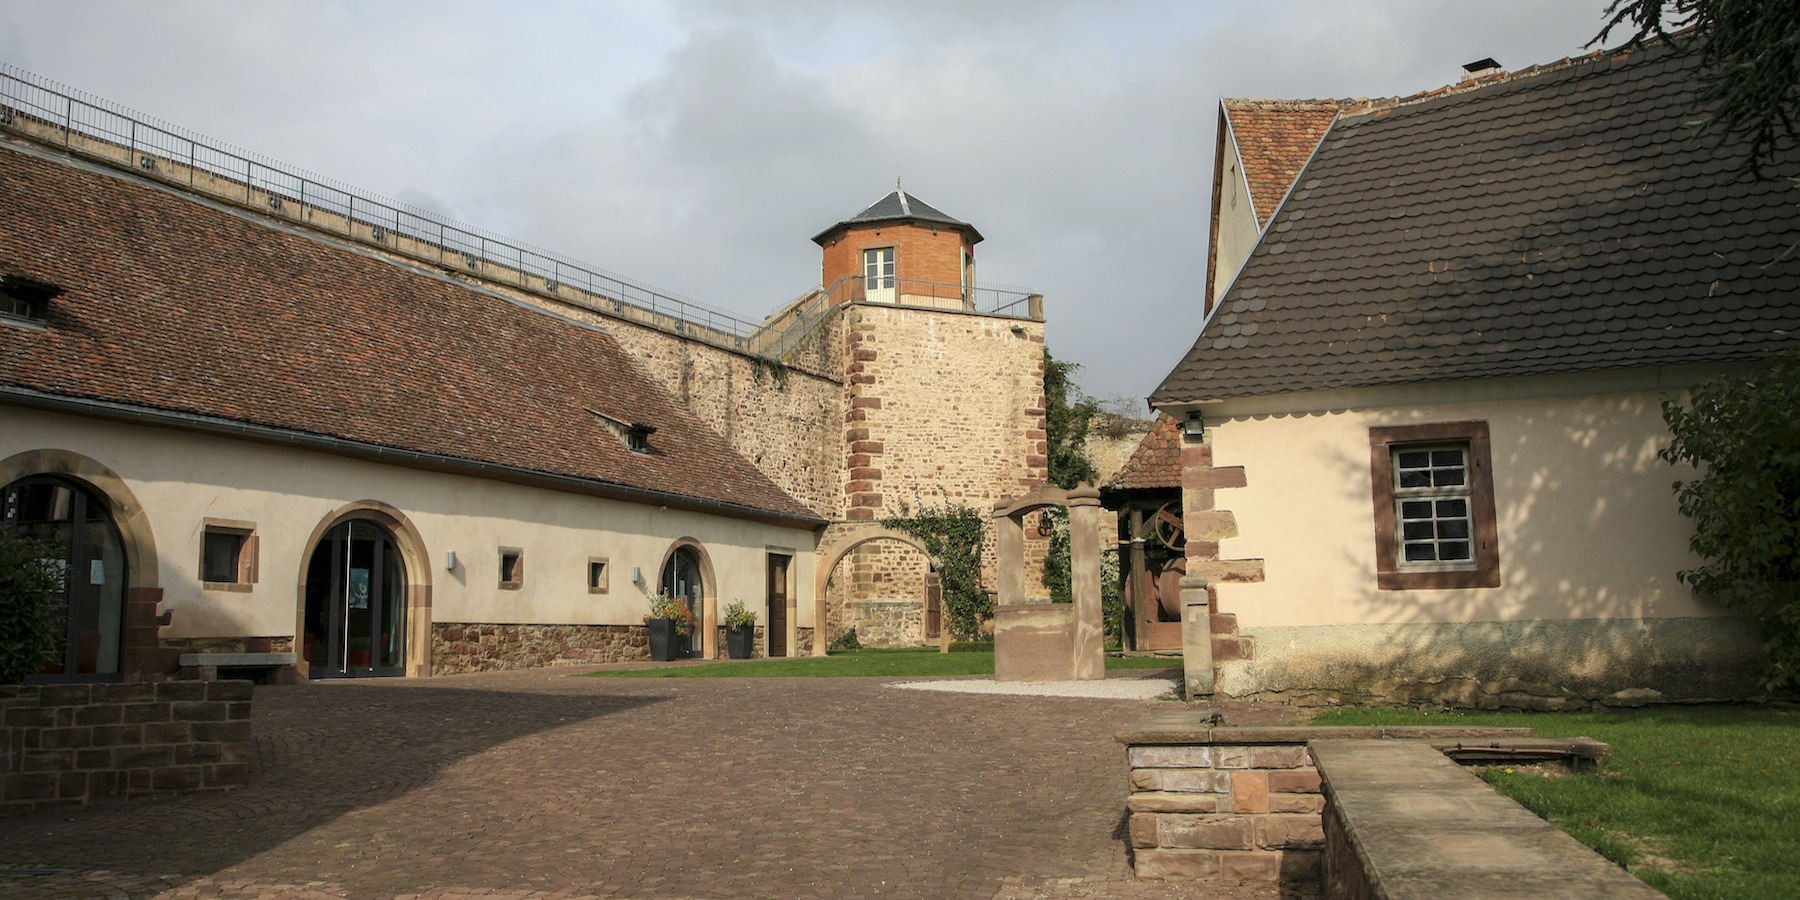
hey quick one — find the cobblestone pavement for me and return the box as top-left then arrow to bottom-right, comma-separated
0,665 -> 1313,900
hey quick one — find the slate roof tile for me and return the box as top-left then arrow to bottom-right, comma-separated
0,142 -> 820,523
1156,41 -> 1800,406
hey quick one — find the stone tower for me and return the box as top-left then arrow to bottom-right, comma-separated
810,189 -> 1049,648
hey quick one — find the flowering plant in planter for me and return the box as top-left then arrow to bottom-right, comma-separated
722,599 -> 756,631
645,591 -> 694,635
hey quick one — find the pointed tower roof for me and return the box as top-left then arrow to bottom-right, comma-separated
812,188 -> 983,246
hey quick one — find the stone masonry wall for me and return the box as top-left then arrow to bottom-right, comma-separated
432,623 -> 648,675
1118,714 -> 1544,885
1,680 -> 252,816
835,303 -> 1049,616
607,310 -> 845,517
1127,741 -> 1325,882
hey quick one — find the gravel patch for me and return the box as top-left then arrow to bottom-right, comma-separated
890,674 -> 1181,700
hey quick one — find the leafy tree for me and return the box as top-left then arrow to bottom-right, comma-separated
0,532 -> 65,684
1661,352 -> 1800,692
1595,0 -> 1800,178
1044,351 -> 1101,489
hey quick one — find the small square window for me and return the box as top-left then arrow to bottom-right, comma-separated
587,558 -> 610,594
499,547 -> 525,590
201,519 -> 257,592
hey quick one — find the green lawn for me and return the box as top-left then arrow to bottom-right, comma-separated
1311,705 -> 1800,900
582,646 -> 1180,679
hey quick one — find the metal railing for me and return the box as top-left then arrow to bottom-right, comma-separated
0,64 -> 1039,361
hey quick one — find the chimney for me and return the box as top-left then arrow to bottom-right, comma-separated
1460,58 -> 1502,82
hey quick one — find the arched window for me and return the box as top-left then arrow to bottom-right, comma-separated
2,475 -> 128,681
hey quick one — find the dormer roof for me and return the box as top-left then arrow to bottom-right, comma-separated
812,189 -> 982,246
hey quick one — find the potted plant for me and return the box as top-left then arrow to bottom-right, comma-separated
723,599 -> 756,660
644,591 -> 693,662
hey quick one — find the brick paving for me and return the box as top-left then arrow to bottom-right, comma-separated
0,666 -> 1313,900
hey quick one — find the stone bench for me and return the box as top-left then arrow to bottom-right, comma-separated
179,652 -> 296,683
1311,739 -> 1662,899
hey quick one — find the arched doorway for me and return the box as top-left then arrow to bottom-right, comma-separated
303,519 -> 408,678
660,546 -> 705,659
2,475 -> 129,681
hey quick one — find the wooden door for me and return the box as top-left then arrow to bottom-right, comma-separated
767,554 -> 790,658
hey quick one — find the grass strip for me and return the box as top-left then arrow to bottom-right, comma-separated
583,647 -> 1180,679
1310,705 -> 1800,900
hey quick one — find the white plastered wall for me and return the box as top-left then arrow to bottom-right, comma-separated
1211,387 -> 1725,628
1,406 -> 818,640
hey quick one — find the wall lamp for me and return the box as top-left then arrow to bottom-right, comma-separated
1184,409 -> 1205,437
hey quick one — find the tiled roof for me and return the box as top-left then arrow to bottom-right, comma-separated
1223,100 -> 1347,227
812,189 -> 982,245
1105,413 -> 1183,492
0,141 -> 821,524
1155,42 -> 1800,406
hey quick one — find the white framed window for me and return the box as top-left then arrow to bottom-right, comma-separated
1368,422 -> 1500,590
1393,445 -> 1474,569
863,247 -> 895,302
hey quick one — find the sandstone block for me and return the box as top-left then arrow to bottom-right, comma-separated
1220,851 -> 1280,881
1228,771 -> 1269,813
1161,814 -> 1252,851
1213,746 -> 1252,769
1269,793 -> 1326,814
1129,812 -> 1160,849
1129,746 -> 1212,768
1268,769 -> 1322,793
1255,815 -> 1325,850
1251,745 -> 1309,769
1127,791 -> 1221,814
1131,768 -> 1231,793
1133,849 -> 1222,880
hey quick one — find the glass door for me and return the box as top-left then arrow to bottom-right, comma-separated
660,548 -> 704,658
304,520 -> 406,677
2,476 -> 127,681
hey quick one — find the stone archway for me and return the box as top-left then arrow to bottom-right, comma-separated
813,527 -> 940,657
991,484 -> 1105,681
1,449 -> 163,680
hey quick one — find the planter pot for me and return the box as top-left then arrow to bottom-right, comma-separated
727,626 -> 754,660
648,618 -> 680,662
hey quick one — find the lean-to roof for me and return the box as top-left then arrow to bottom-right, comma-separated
0,139 -> 821,525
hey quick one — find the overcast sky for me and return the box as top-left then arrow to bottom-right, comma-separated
1,0 -> 1622,403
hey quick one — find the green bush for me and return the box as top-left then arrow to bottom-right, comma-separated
0,532 -> 65,684
947,641 -> 995,653
1662,351 -> 1800,693
829,627 -> 862,651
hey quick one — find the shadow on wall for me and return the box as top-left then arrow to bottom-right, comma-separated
1217,395 -> 1763,706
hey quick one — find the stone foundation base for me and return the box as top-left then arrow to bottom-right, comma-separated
432,623 -> 646,675
1219,617 -> 1763,709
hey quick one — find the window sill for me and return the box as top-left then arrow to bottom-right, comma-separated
203,581 -> 255,593
1377,568 -> 1501,591
499,581 -> 523,591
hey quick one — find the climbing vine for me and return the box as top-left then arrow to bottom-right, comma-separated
882,504 -> 988,641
